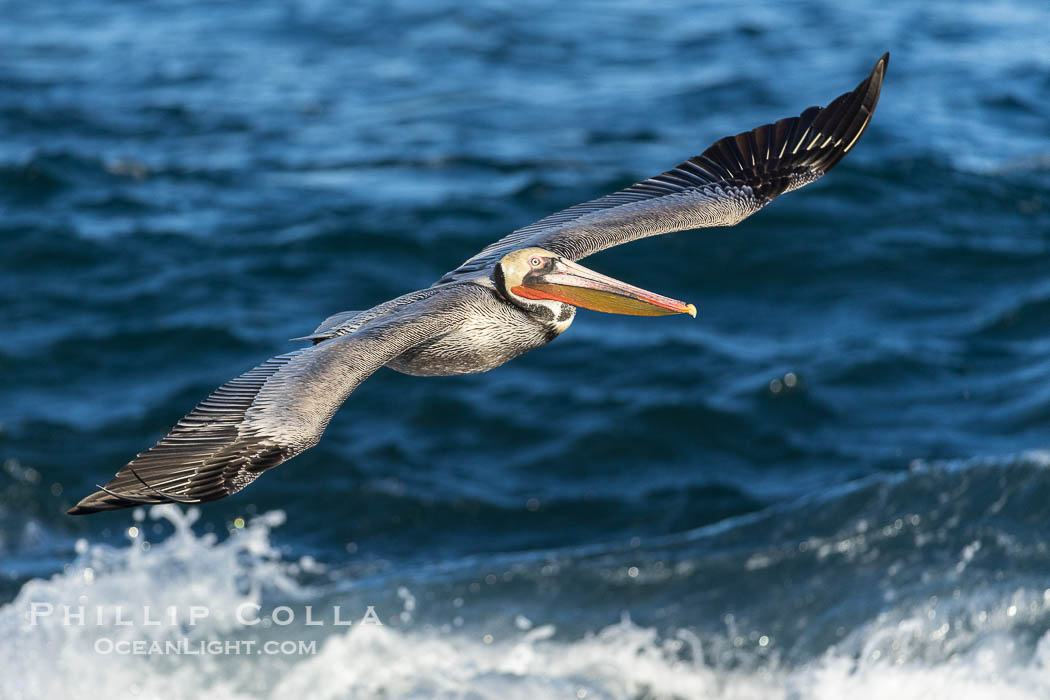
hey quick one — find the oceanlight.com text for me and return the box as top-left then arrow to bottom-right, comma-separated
94,638 -> 318,656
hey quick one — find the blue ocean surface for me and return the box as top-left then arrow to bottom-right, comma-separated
2,0 -> 1050,697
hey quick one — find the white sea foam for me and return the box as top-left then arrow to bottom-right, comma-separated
4,505 -> 1049,700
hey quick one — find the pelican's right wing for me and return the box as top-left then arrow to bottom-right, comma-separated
68,284 -> 481,514
437,53 -> 887,284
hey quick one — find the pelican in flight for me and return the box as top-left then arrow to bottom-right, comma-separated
70,54 -> 888,514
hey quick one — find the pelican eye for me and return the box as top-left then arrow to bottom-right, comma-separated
529,256 -> 543,268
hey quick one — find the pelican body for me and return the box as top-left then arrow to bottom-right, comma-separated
306,249 -> 694,378
70,54 -> 888,514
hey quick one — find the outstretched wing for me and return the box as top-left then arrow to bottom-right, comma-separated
437,53 -> 887,284
68,285 -> 480,514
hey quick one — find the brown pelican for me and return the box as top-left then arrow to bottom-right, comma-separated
69,54 -> 888,514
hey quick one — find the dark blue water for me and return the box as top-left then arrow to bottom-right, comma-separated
3,1 -> 1050,697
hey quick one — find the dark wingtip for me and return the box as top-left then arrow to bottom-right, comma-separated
66,488 -> 146,515
806,51 -> 891,170
671,51 -> 890,203
870,52 -> 889,89
67,495 -> 108,516
67,503 -> 104,516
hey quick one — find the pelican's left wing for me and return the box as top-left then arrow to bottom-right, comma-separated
68,285 -> 478,514
438,53 -> 887,284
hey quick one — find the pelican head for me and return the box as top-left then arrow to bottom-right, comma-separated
496,247 -> 696,321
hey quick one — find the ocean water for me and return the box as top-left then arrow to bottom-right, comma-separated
3,0 -> 1050,697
